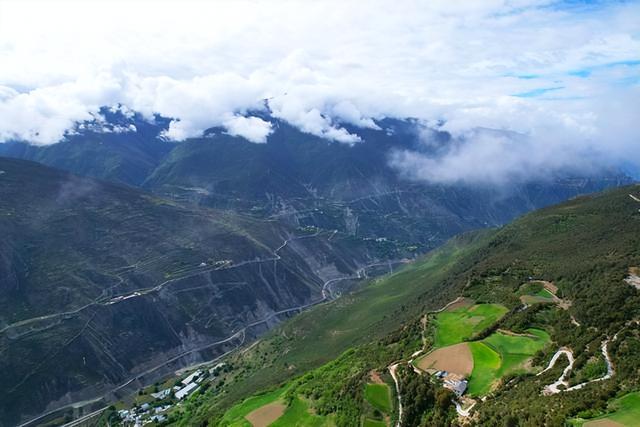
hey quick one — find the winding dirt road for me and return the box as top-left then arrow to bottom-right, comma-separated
541,334 -> 617,395
388,363 -> 403,427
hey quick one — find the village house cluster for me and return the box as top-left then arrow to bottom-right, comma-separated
116,363 -> 227,426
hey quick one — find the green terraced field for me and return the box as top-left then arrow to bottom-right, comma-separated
484,329 -> 550,376
434,304 -> 509,347
468,342 -> 501,396
221,386 -> 331,427
364,383 -> 393,414
519,282 -> 555,304
220,387 -> 285,426
467,329 -> 550,396
270,397 -> 330,427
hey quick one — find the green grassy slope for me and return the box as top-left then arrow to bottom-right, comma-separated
364,384 -> 393,414
434,304 -> 508,347
167,231 -> 492,424
467,329 -> 550,396
168,184 -> 640,426
570,391 -> 640,426
468,342 -> 502,396
220,387 -> 285,426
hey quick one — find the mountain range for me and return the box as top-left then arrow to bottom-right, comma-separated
0,108 -> 631,252
0,108 -> 636,426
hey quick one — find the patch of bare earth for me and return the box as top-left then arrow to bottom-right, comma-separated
583,420 -> 624,427
370,370 -> 384,384
245,402 -> 287,427
538,280 -> 558,294
416,343 -> 473,376
625,267 -> 640,290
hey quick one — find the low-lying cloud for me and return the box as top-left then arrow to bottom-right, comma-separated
0,0 -> 638,181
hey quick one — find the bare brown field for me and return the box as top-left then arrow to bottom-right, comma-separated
245,402 -> 286,427
584,420 -> 624,427
415,342 -> 473,376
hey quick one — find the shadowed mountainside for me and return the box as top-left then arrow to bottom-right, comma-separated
0,157 -> 395,426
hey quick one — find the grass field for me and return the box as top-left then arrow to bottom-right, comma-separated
221,387 -> 285,426
536,288 -> 554,299
467,329 -> 550,396
364,384 -> 393,414
468,342 -> 501,396
570,392 -> 640,426
519,282 -> 556,305
434,303 -> 508,347
363,419 -> 387,427
221,386 -> 332,427
270,397 -> 330,427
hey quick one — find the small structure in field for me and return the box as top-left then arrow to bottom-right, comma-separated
442,373 -> 468,397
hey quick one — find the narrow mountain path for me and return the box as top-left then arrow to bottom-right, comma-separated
388,363 -> 403,427
565,337 -> 615,391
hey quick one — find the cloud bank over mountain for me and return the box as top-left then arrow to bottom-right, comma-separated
0,0 -> 638,182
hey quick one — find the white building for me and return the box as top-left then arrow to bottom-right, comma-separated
181,370 -> 202,386
175,382 -> 199,400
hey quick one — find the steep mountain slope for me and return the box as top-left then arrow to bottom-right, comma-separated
0,109 -> 173,186
150,184 -> 640,426
141,118 -> 633,251
0,157 -> 393,427
0,113 -> 630,253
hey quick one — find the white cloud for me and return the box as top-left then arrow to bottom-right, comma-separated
222,115 -> 273,143
0,0 -> 638,176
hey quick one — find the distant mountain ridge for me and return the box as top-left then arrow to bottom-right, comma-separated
0,109 -> 632,253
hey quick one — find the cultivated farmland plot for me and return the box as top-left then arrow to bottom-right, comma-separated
416,303 -> 550,397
